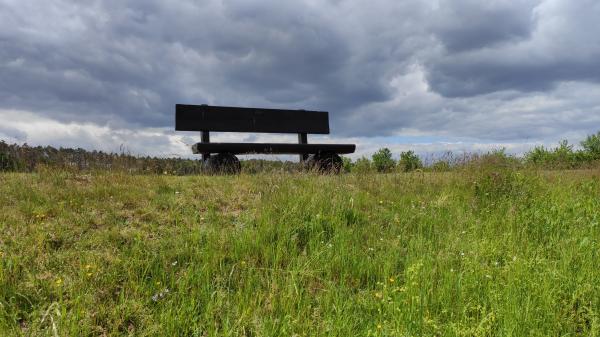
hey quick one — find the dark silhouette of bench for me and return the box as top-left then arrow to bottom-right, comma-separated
175,104 -> 355,173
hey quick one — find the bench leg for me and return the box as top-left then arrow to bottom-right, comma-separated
298,133 -> 308,162
201,131 -> 211,162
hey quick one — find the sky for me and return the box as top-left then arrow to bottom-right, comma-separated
1,0 -> 600,160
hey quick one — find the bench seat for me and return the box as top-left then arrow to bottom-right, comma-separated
192,142 -> 355,155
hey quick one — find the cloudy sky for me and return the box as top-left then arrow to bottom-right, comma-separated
1,0 -> 599,159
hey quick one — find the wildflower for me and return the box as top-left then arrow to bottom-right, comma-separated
55,278 -> 63,286
171,261 -> 178,266
152,288 -> 170,302
377,324 -> 382,329
389,277 -> 395,283
86,272 -> 93,277
379,200 -> 383,204
375,292 -> 383,299
240,261 -> 246,266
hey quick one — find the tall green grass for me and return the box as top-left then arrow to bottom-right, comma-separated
1,167 -> 599,336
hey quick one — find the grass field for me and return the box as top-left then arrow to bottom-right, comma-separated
1,168 -> 599,336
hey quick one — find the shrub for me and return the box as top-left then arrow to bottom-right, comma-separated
525,140 -> 581,169
371,148 -> 395,173
341,156 -> 353,173
353,157 -> 373,173
398,150 -> 422,172
525,145 -> 551,165
0,151 -> 20,172
581,131 -> 600,160
431,160 -> 451,172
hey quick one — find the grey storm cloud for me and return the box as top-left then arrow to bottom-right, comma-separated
1,0 -> 600,146
426,0 -> 600,97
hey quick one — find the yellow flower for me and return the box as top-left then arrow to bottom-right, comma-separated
375,292 -> 383,299
389,277 -> 395,283
86,272 -> 93,277
377,324 -> 382,329
55,278 -> 63,286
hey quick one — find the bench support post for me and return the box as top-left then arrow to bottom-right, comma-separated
201,131 -> 210,162
298,133 -> 308,162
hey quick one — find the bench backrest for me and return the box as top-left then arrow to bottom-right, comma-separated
175,104 -> 330,134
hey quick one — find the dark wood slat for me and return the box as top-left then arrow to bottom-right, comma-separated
192,142 -> 355,155
176,104 -> 330,134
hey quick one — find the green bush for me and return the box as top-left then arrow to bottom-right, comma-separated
353,156 -> 373,173
341,156 -> 353,173
0,151 -> 21,172
581,131 -> 600,160
397,150 -> 422,172
371,148 -> 395,173
431,160 -> 451,172
524,140 -> 584,169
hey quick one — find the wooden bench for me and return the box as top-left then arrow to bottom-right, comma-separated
175,104 -> 356,173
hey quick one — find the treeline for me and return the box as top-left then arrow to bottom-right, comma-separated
1,131 -> 599,174
345,131 -> 600,173
0,141 -> 306,174
0,141 -> 204,174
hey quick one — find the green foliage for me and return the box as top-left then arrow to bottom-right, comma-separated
341,156 -> 353,173
581,131 -> 600,160
0,151 -> 20,172
431,160 -> 451,172
524,140 -> 587,169
398,150 -> 422,172
352,156 -> 373,173
371,148 -> 395,172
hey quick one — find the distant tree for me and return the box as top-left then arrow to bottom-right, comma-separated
398,150 -> 422,172
431,160 -> 451,172
525,140 -> 579,169
353,156 -> 373,173
372,148 -> 395,173
581,131 -> 600,160
525,145 -> 551,165
341,156 -> 353,173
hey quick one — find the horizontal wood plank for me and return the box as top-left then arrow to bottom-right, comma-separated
192,142 -> 355,155
176,104 -> 330,134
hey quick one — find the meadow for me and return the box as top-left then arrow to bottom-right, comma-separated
1,166 -> 599,336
